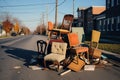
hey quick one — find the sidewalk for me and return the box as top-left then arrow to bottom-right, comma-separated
101,50 -> 120,66
100,39 -> 120,44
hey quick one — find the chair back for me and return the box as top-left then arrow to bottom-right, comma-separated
61,14 -> 74,31
67,33 -> 80,47
51,42 -> 67,55
48,21 -> 54,31
91,30 -> 101,48
72,27 -> 85,43
37,40 -> 47,56
91,30 -> 101,43
89,30 -> 102,59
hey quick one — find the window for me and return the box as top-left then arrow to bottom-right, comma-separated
103,19 -> 105,25
117,16 -> 119,23
103,20 -> 105,31
116,16 -> 119,31
111,0 -> 114,7
117,0 -> 119,5
78,11 -> 81,17
112,17 -> 114,24
88,9 -> 91,13
110,18 -> 112,31
99,20 -> 101,26
118,16 -> 120,23
107,0 -> 110,9
107,18 -> 109,24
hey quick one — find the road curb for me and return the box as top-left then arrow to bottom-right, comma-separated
101,50 -> 120,63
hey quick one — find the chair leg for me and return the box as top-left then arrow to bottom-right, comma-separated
48,31 -> 51,40
43,60 -> 49,70
44,60 -> 47,68
53,61 -> 60,72
86,51 -> 90,64
57,63 -> 60,72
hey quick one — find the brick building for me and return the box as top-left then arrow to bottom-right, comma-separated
77,0 -> 120,40
105,0 -> 120,34
77,6 -> 105,36
94,0 -> 120,38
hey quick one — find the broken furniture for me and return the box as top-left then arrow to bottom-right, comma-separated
37,40 -> 47,58
67,33 -> 90,64
47,21 -> 54,39
44,42 -> 67,71
47,39 -> 64,54
49,14 -> 74,39
48,21 -> 54,31
89,30 -> 102,64
72,27 -> 85,43
29,40 -> 47,66
68,57 -> 85,72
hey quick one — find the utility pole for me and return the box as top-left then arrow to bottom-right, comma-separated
73,0 -> 75,16
46,5 -> 48,35
42,12 -> 44,26
55,0 -> 58,28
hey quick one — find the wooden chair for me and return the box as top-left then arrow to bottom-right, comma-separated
44,42 -> 67,71
47,21 -> 54,39
89,30 -> 102,64
72,27 -> 85,43
67,33 -> 90,64
37,40 -> 47,58
50,14 -> 74,39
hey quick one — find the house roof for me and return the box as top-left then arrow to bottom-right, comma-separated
77,7 -> 86,11
77,6 -> 106,14
92,6 -> 106,14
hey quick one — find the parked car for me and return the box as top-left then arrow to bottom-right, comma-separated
11,32 -> 17,36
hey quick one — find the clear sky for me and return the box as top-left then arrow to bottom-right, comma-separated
0,0 -> 105,31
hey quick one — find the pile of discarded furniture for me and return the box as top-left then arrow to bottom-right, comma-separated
30,14 -> 107,75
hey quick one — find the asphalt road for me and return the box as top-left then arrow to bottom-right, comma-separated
0,35 -> 120,80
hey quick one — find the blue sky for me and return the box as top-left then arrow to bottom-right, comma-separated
0,0 -> 105,31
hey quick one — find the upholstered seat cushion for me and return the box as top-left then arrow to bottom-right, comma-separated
44,53 -> 65,62
44,42 -> 67,62
51,42 -> 67,55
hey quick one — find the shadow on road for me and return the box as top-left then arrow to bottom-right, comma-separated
1,45 -> 38,66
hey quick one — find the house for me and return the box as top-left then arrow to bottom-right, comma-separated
77,8 -> 86,27
72,17 -> 79,27
77,6 -> 106,36
94,0 -> 120,38
0,23 -> 5,36
105,0 -> 120,35
93,11 -> 106,31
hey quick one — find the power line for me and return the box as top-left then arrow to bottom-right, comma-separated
58,11 -> 66,14
48,7 -> 55,15
58,0 -> 66,6
0,2 -> 55,7
22,20 -> 40,22
0,11 -> 43,14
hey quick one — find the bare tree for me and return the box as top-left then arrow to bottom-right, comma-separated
35,24 -> 46,35
20,26 -> 31,35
